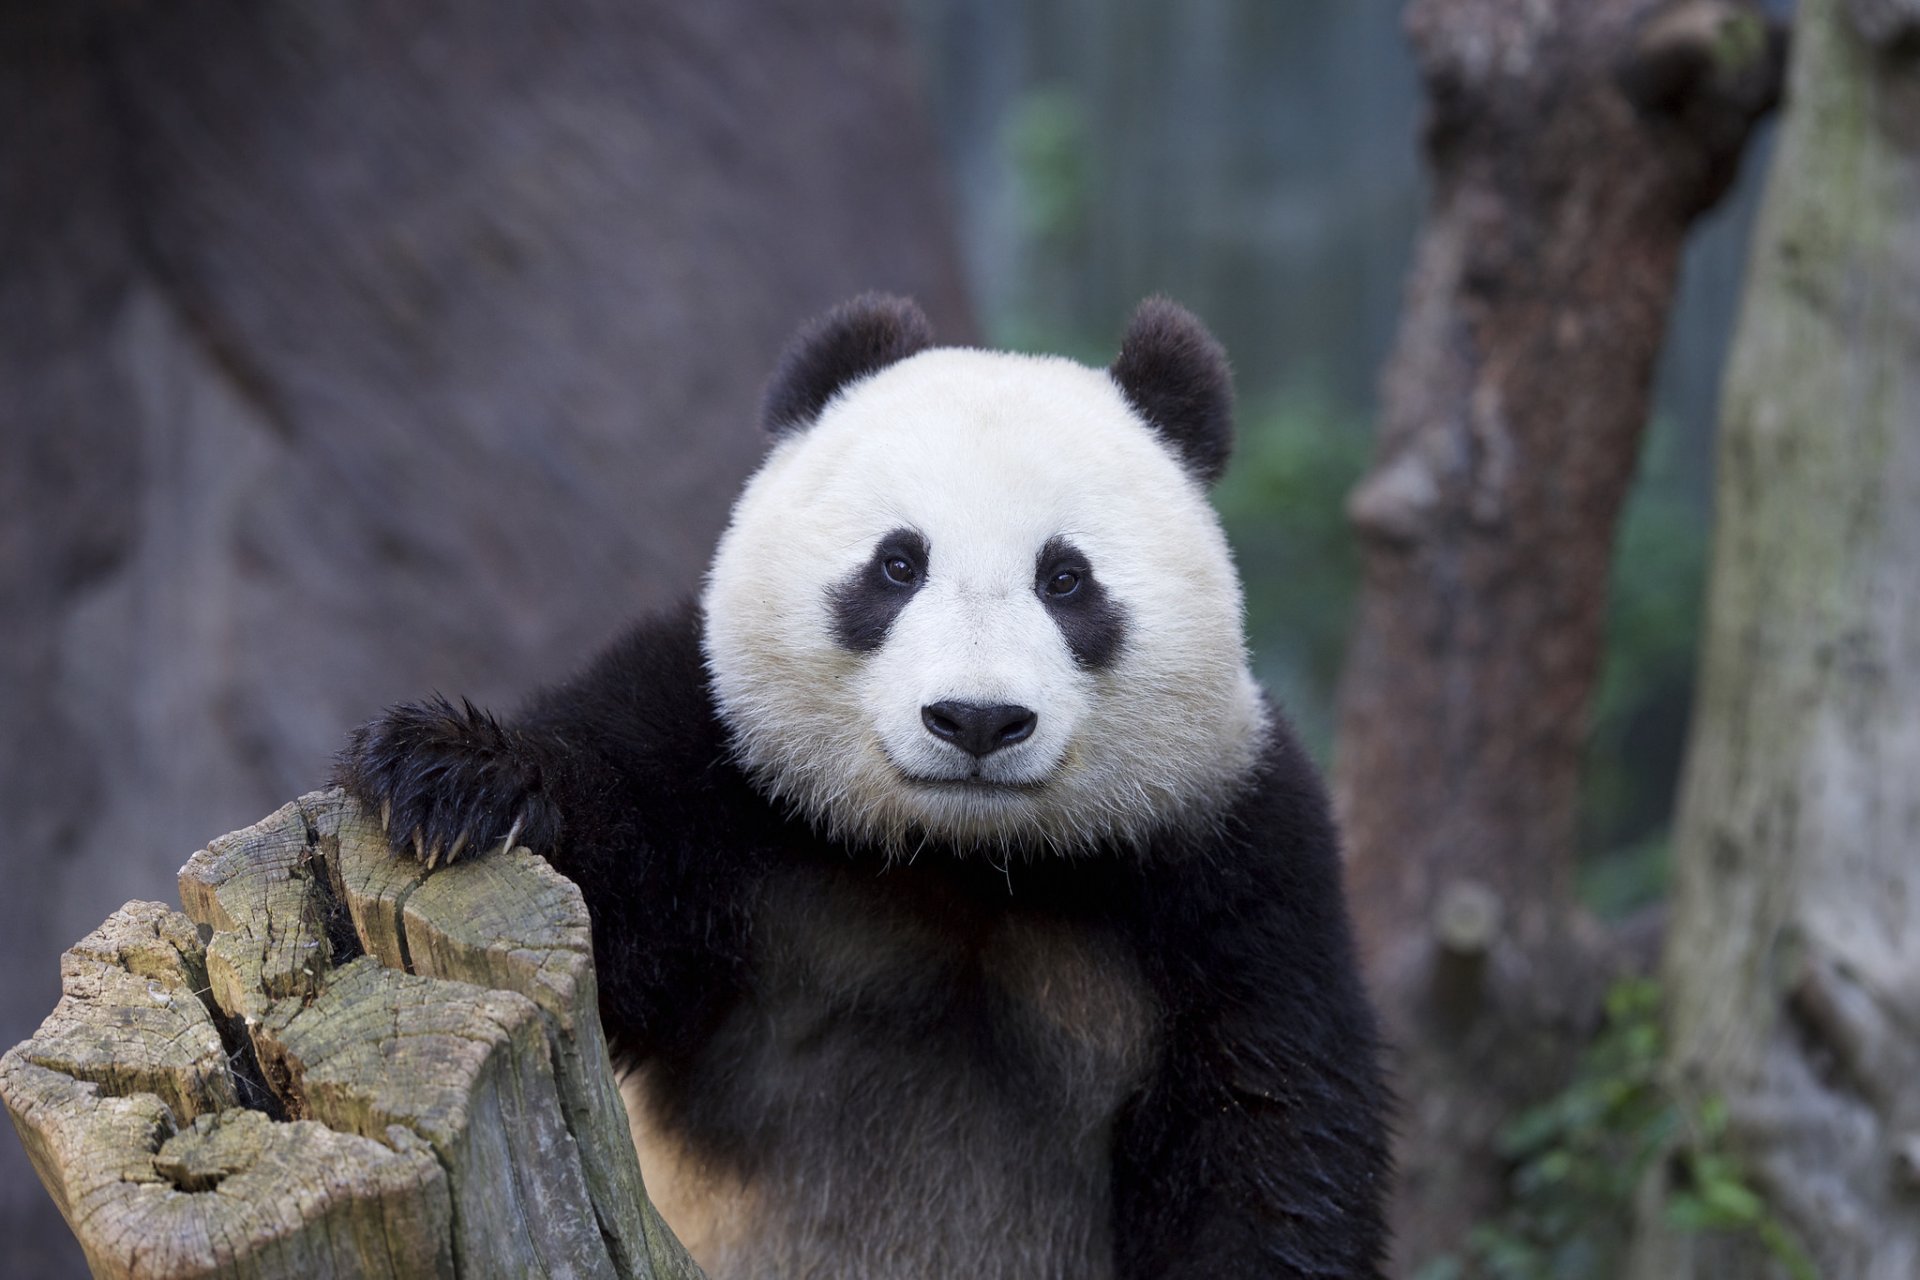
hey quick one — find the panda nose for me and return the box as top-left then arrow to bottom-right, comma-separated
921,701 -> 1038,758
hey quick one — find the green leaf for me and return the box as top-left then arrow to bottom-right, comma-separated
1499,1103 -> 1567,1158
1697,1176 -> 1764,1224
1665,1191 -> 1726,1231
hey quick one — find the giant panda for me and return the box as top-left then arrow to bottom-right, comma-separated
336,294 -> 1390,1280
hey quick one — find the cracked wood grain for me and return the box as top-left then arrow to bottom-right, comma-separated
1,792 -> 705,1279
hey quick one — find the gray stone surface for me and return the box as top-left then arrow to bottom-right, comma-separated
0,5 -> 969,1271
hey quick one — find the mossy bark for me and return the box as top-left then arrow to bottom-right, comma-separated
1,792 -> 704,1280
1625,1 -> 1920,1275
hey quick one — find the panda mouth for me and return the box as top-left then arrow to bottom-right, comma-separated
898,771 -> 1051,793
888,755 -> 1060,793
876,742 -> 1059,794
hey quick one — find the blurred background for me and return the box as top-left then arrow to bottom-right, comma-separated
10,0 -> 1914,1277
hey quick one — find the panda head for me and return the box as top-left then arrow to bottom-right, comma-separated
701,294 -> 1269,856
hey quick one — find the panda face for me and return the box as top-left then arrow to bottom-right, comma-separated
698,297 -> 1267,855
702,340 -> 1269,856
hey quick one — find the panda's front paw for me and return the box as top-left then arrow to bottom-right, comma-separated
333,696 -> 559,868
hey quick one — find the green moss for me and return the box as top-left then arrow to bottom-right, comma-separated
1710,11 -> 1770,77
1417,980 -> 1818,1280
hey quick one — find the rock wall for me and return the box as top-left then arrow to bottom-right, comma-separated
0,5 -> 970,1271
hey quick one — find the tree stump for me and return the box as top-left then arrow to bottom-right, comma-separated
0,789 -> 705,1280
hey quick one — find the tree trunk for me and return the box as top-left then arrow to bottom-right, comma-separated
1625,2 -> 1920,1275
2,791 -> 705,1279
1330,0 -> 1782,1267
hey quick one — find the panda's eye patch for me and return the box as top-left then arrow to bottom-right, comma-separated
830,528 -> 928,653
1035,535 -> 1127,669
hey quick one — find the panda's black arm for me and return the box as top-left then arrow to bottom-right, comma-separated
333,603 -> 763,1064
1111,753 -> 1392,1280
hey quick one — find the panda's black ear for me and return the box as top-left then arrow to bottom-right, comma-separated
760,293 -> 936,436
1109,297 -> 1234,486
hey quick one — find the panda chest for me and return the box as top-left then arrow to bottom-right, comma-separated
750,863 -> 1157,1096
631,864 -> 1157,1280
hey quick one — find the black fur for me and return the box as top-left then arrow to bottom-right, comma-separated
1109,297 -> 1235,487
335,695 -> 561,866
829,527 -> 928,652
333,601 -> 1390,1278
760,293 -> 935,435
1036,536 -> 1128,670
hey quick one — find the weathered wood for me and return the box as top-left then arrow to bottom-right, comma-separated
20,902 -> 237,1126
1,792 -> 705,1279
178,801 -> 336,1038
321,789 -> 697,1279
1,900 -> 454,1279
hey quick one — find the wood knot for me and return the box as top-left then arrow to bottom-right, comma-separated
1429,880 -> 1503,1033
1347,452 -> 1441,549
1617,0 -> 1787,122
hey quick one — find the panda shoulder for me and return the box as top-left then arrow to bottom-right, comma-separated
1175,708 -> 1341,881
520,599 -> 731,772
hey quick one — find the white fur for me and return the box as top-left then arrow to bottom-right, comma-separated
701,348 -> 1268,855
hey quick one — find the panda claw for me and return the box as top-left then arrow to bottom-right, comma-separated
380,800 -> 392,833
447,831 -> 469,864
500,813 -> 525,856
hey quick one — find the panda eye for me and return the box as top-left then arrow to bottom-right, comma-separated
1045,568 -> 1081,598
881,555 -> 918,587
